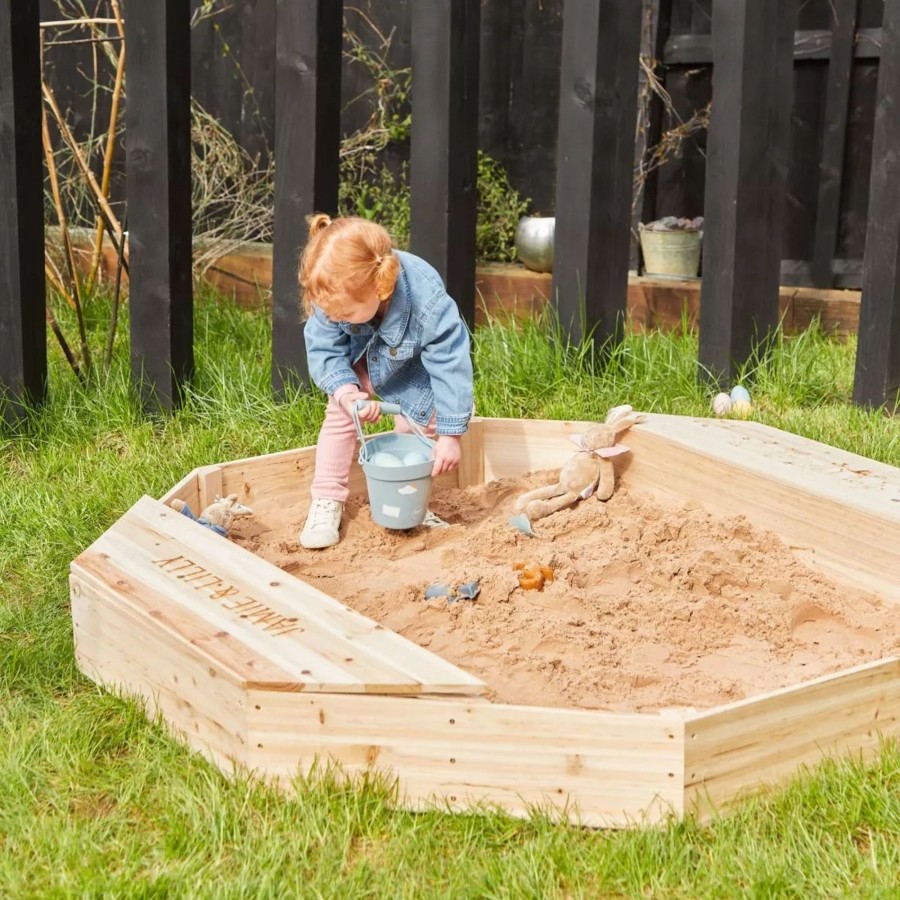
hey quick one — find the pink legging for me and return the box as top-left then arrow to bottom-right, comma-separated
311,361 -> 436,502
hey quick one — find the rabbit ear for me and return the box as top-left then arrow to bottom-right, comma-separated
605,404 -> 634,424
569,433 -> 585,448
596,443 -> 630,458
607,408 -> 647,433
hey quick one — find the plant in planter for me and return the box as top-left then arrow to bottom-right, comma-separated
339,20 -> 529,263
638,216 -> 704,278
340,151 -> 530,264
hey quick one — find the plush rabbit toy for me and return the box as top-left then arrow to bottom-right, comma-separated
509,405 -> 645,534
169,493 -> 253,537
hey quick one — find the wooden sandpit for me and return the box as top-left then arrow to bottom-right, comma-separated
70,415 -> 900,827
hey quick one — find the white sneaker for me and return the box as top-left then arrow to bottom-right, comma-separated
299,498 -> 343,549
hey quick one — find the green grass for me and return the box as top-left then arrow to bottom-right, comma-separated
2,291 -> 899,897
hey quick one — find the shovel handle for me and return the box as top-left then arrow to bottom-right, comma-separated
356,401 -> 401,416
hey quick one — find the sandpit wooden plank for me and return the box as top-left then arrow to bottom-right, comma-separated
247,691 -> 685,827
158,467 -> 200,511
684,657 -> 900,818
457,419 -> 485,489
71,573 -> 247,768
197,465 -> 223,510
217,446 -> 342,508
87,529 -> 413,693
72,556 -> 304,689
77,495 -> 484,695
480,417 -> 584,482
214,444 -> 457,510
635,415 -> 900,514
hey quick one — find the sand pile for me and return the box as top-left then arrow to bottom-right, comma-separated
232,472 -> 898,712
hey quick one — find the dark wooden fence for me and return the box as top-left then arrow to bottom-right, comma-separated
2,0 -> 900,420
656,0 -> 887,291
29,0 -> 894,285
186,0 -> 891,295
0,0 -> 47,422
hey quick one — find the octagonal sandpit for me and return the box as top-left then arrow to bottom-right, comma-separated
70,415 -> 900,827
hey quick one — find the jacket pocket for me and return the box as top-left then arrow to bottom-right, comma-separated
377,341 -> 416,362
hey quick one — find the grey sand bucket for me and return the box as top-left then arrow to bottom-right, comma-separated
353,401 -> 435,529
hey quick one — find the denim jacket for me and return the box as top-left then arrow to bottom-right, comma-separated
304,250 -> 474,435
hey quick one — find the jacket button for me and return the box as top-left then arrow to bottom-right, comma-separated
389,347 -> 397,356
351,326 -> 359,334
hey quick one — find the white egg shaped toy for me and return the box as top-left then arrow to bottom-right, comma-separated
730,384 -> 751,405
401,451 -> 430,466
712,392 -> 733,416
370,451 -> 403,467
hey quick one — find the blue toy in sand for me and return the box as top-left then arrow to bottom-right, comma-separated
172,501 -> 228,536
169,494 -> 253,538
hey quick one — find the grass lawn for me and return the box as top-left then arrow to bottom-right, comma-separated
2,291 -> 899,898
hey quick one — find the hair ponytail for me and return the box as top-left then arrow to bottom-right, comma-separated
306,213 -> 333,239
374,252 -> 400,301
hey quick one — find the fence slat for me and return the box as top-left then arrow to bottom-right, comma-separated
698,0 -> 797,382
410,0 -> 480,327
0,0 -> 46,424
812,0 -> 859,288
124,1 -> 193,410
854,0 -> 900,407
632,0 -> 674,271
272,0 -> 342,394
552,0 -> 643,347
479,0 -> 512,157
765,0 -> 799,316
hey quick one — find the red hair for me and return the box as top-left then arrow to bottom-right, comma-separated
299,214 -> 400,317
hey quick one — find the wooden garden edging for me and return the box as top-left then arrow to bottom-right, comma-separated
64,229 -> 863,339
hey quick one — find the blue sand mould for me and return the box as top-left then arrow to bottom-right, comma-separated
353,400 -> 436,529
424,581 -> 481,603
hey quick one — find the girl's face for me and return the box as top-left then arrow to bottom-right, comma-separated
339,283 -> 388,324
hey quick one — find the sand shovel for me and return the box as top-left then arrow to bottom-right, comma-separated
508,512 -> 537,537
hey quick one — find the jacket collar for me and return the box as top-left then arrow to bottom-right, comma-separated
374,252 -> 411,347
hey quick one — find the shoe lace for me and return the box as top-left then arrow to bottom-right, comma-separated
308,499 -> 338,528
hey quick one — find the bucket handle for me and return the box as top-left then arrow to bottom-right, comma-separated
351,400 -> 433,461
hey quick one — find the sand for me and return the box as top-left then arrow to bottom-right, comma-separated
231,472 -> 900,713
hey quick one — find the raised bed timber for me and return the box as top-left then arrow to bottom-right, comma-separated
70,415 -> 900,828
56,228 -> 863,338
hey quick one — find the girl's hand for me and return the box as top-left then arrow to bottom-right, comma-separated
432,435 -> 461,476
340,391 -> 381,423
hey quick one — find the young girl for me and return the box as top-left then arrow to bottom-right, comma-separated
298,214 -> 474,549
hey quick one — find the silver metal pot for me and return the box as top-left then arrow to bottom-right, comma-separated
515,216 -> 555,273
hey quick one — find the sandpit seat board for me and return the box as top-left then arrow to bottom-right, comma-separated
636,415 -> 900,515
70,495 -> 485,695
